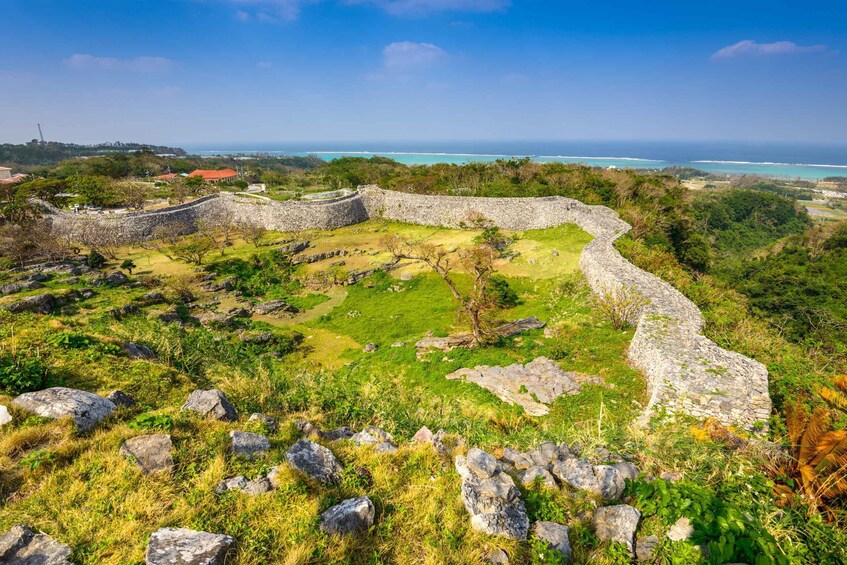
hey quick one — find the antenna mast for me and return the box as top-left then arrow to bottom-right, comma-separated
37,124 -> 45,143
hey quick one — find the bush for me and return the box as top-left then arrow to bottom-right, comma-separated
0,349 -> 50,394
86,250 -> 106,268
485,275 -> 519,308
128,413 -> 174,431
593,285 -> 649,330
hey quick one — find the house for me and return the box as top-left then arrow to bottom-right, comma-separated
188,168 -> 239,182
0,167 -> 26,184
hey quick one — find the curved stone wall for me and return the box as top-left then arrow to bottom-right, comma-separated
44,186 -> 771,429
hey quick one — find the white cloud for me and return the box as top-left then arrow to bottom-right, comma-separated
711,40 -> 827,60
383,41 -> 445,69
347,0 -> 508,16
228,0 -> 311,21
65,54 -> 174,72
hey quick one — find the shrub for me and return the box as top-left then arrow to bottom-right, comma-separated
128,413 -> 174,431
593,285 -> 649,330
485,275 -> 519,308
86,249 -> 106,268
0,349 -> 50,394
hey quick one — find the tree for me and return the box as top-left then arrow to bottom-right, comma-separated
120,259 -> 137,274
237,221 -> 268,247
383,236 -> 499,344
114,181 -> 150,210
69,175 -> 112,206
170,235 -> 216,265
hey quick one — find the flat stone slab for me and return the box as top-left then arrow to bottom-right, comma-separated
319,496 -> 375,535
446,357 -> 602,416
230,431 -> 270,459
181,390 -> 237,421
0,524 -> 72,564
12,387 -> 116,431
120,434 -> 174,474
285,439 -> 343,484
145,527 -> 234,565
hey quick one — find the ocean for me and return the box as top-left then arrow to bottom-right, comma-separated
186,140 -> 847,181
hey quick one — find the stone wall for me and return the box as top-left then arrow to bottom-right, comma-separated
44,186 -> 771,429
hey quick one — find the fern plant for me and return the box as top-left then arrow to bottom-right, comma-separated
778,401 -> 847,511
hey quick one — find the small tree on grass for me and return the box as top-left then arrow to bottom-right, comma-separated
383,236 -> 499,344
593,284 -> 649,330
120,259 -> 136,274
237,221 -> 268,247
170,235 -> 216,266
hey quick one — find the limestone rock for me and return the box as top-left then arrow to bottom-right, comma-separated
247,412 -> 278,432
120,434 -> 174,474
324,426 -> 355,441
502,447 -> 533,470
294,418 -> 323,439
98,271 -> 130,287
145,527 -> 234,565
12,387 -> 115,431
285,439 -> 343,484
612,461 -> 639,482
455,448 -> 529,540
667,516 -> 694,542
0,404 -> 12,426
106,390 -> 137,407
214,475 -> 248,494
485,548 -> 510,563
520,466 -> 557,488
181,390 -> 237,422
254,300 -> 295,316
0,524 -> 72,564
446,357 -> 602,416
319,496 -> 375,535
412,425 -> 434,443
5,293 -> 57,314
533,521 -> 572,563
374,442 -> 397,453
636,535 -> 659,562
122,342 -> 156,360
591,504 -> 641,554
230,431 -> 270,459
242,477 -> 273,495
594,465 -> 626,502
551,458 -> 625,501
363,343 -> 378,353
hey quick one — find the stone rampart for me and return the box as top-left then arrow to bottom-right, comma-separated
44,186 -> 771,429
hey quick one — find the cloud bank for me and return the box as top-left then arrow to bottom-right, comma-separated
64,54 -> 174,72
712,40 -> 827,60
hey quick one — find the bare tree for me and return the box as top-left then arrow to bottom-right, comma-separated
77,220 -> 123,260
114,181 -> 150,210
237,220 -> 268,247
383,236 -> 498,344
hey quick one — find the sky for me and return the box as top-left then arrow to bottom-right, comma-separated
1,0 -> 846,146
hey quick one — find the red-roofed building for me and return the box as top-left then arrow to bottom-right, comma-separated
0,167 -> 26,185
188,168 -> 239,182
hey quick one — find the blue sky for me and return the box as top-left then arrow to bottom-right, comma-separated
1,0 -> 845,145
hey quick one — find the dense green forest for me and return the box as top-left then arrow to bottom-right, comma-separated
0,140 -> 186,168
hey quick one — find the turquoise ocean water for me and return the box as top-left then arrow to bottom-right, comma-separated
188,141 -> 847,181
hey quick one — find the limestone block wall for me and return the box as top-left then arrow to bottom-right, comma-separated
44,186 -> 771,429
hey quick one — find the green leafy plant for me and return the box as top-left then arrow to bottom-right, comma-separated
86,249 -> 106,268
21,449 -> 55,471
128,413 -> 174,432
0,349 -> 50,394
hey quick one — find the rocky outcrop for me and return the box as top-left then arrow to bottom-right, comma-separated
181,390 -> 237,421
145,528 -> 234,565
12,387 -> 116,431
120,434 -> 174,474
106,390 -> 137,407
0,280 -> 44,296
285,439 -> 343,484
455,448 -> 529,540
0,524 -> 72,564
446,357 -> 602,416
319,497 -> 375,535
533,521 -> 572,563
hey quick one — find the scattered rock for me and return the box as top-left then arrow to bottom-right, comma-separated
446,357 -> 602,416
0,404 -> 12,426
122,342 -> 156,360
294,418 -> 323,439
108,304 -> 140,320
254,300 -> 296,316
201,277 -> 235,292
455,448 -> 529,540
286,439 -> 343,484
502,447 -> 533,470
141,291 -> 166,304
551,458 -> 625,501
391,341 -> 405,347
591,504 -> 641,555
495,316 -> 546,337
520,466 -> 557,488
319,496 -> 375,535
667,516 -> 694,542
242,477 -> 273,495
485,548 -> 510,564
612,461 -> 639,482
636,535 -> 660,562
412,426 -> 434,443
278,240 -> 310,255
106,390 -> 136,407
363,343 -> 378,353
120,434 -> 174,474
215,475 -> 248,494
97,271 -> 130,287
181,390 -> 237,422
0,524 -> 72,564
0,280 -> 44,296
12,387 -> 115,431
594,465 -> 627,502
659,471 -> 683,482
230,431 -> 270,459
4,293 -> 57,314
248,412 -> 278,432
323,426 -> 355,441
145,527 -> 234,565
533,521 -> 572,563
